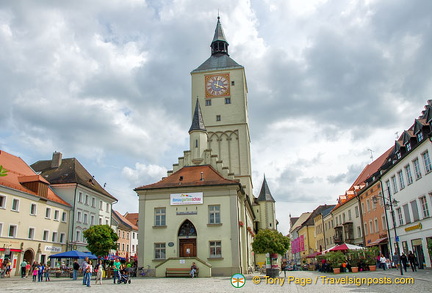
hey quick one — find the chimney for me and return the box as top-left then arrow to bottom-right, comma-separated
51,151 -> 62,168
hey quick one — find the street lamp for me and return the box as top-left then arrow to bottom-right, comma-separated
373,187 -> 403,276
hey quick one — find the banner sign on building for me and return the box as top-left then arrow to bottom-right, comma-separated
45,246 -> 62,252
170,192 -> 203,205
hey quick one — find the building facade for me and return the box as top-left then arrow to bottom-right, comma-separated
31,152 -> 117,252
0,150 -> 71,276
135,17 -> 276,277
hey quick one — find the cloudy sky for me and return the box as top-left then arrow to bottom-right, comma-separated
1,0 -> 431,235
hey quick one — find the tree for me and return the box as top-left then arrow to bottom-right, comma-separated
252,229 -> 290,257
83,225 -> 119,257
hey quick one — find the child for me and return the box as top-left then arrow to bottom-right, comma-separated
32,265 -> 38,282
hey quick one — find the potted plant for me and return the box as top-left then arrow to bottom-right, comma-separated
364,247 -> 379,271
326,251 -> 346,274
347,249 -> 361,273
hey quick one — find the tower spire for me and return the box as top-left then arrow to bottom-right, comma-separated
211,16 -> 229,56
189,99 -> 206,133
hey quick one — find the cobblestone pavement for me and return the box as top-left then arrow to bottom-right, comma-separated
2,268 -> 431,292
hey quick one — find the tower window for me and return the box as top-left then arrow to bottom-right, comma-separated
225,98 -> 231,104
231,81 -> 235,86
216,115 -> 221,121
195,139 -> 198,148
205,99 -> 212,106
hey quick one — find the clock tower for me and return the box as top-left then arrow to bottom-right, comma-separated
191,17 -> 252,196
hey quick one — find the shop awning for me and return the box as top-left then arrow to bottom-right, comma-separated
0,248 -> 21,252
367,237 -> 388,246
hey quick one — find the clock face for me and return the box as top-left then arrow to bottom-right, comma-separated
205,73 -> 230,98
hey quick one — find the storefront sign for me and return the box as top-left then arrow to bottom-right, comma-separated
45,246 -> 62,252
405,223 -> 422,232
170,192 -> 203,205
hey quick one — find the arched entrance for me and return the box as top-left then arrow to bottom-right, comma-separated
178,220 -> 197,257
24,249 -> 34,265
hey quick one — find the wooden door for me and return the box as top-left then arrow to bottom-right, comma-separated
180,239 -> 196,257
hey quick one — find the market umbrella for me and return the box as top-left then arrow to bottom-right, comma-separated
49,250 -> 97,259
329,243 -> 363,251
306,251 -> 322,258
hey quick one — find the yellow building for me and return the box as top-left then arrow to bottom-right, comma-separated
0,150 -> 71,275
135,17 -> 276,277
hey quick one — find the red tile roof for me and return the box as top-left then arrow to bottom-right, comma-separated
0,150 -> 70,207
113,210 -> 138,230
135,165 -> 240,191
124,213 -> 139,226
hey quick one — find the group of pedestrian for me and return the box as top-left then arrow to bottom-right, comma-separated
400,251 -> 419,272
28,262 -> 50,282
1,259 -> 12,277
79,257 -> 105,287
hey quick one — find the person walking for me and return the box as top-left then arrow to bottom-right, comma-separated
95,259 -> 104,285
38,263 -> 45,282
408,251 -> 417,272
25,262 -> 31,278
85,261 -> 93,287
44,264 -> 50,281
380,254 -> 387,270
72,260 -> 80,280
81,257 -> 89,285
401,253 -> 408,272
20,259 -> 27,278
392,252 -> 400,269
113,258 -> 121,284
32,265 -> 38,282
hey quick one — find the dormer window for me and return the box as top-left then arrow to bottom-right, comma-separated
406,143 -> 411,151
417,132 -> 423,142
397,152 -> 401,160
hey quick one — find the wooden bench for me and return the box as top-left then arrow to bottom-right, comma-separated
165,268 -> 199,278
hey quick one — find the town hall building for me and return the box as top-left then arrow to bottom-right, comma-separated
135,17 -> 277,277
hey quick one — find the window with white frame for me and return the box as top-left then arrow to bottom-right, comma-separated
85,194 -> 89,205
28,227 -> 35,239
422,151 -> 432,173
155,208 -> 166,226
209,241 -> 222,258
91,197 -> 95,208
381,216 -> 386,230
60,233 -> 65,244
12,198 -> 19,211
209,205 -> 221,224
411,200 -> 420,222
106,203 -> 109,212
45,207 -> 51,219
43,230 -> 49,241
52,232 -> 58,242
355,206 -> 359,218
391,176 -> 398,193
403,204 -> 411,224
357,226 -> 361,238
0,195 -> 5,208
30,203 -> 37,215
77,211 -> 82,222
99,200 -> 103,210
83,213 -> 88,224
61,212 -> 67,222
419,196 -> 430,218
76,230 -> 81,242
366,199 -> 371,212
413,158 -> 422,180
396,208 -> 403,225
54,210 -> 59,221
99,217 -> 102,225
9,225 -> 17,237
369,220 -> 374,234
374,218 -> 379,232
405,165 -> 413,185
154,243 -> 166,259
78,192 -> 83,203
398,171 -> 405,189
90,215 -> 94,225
